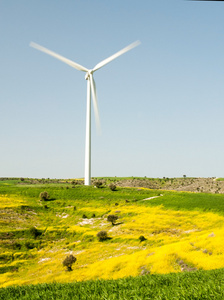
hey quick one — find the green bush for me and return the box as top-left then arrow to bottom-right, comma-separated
25,241 -> 35,249
139,235 -> 147,242
12,242 -> 22,250
94,180 -> 103,188
29,227 -> 42,239
39,191 -> 49,201
63,255 -> 77,271
107,214 -> 118,226
109,183 -> 116,191
97,231 -> 108,241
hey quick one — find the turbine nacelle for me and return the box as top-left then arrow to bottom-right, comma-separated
85,70 -> 93,80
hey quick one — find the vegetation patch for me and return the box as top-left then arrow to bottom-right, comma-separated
0,269 -> 224,299
1,178 -> 224,291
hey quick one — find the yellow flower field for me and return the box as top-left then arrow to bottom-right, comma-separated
1,192 -> 224,288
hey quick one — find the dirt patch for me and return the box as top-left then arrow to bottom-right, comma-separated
78,218 -> 96,226
151,228 -> 181,236
115,178 -> 224,194
142,195 -> 163,201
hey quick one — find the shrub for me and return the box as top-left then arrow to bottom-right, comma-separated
62,254 -> 77,271
97,230 -> 108,241
20,178 -> 25,182
107,214 -> 118,226
109,183 -> 116,191
94,180 -> 103,188
12,242 -> 22,250
139,235 -> 147,242
39,191 -> 49,201
25,241 -> 35,249
29,227 -> 42,239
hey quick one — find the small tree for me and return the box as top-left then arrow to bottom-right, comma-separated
107,214 -> 118,226
29,226 -> 42,239
39,191 -> 49,201
97,230 -> 108,241
25,241 -> 35,249
94,180 -> 103,188
63,254 -> 77,271
109,183 -> 116,191
139,235 -> 147,242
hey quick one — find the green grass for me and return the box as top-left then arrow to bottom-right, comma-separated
216,178 -> 224,181
0,181 -> 158,205
145,191 -> 224,215
0,268 -> 224,299
3,178 -> 224,215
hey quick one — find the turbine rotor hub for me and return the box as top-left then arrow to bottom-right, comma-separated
85,70 -> 93,80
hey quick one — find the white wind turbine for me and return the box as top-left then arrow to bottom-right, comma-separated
30,40 -> 140,185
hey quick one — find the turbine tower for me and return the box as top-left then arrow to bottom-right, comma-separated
30,41 -> 140,185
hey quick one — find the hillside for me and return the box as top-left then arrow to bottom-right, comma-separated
1,177 -> 224,289
108,177 -> 224,194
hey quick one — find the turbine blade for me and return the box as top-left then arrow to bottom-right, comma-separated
90,74 -> 101,134
30,42 -> 89,72
93,40 -> 141,72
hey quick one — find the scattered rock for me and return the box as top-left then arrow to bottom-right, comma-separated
176,259 -> 197,272
147,252 -> 155,257
208,232 -> 215,238
38,258 -> 50,263
202,249 -> 212,255
78,218 -> 95,225
140,266 -> 150,275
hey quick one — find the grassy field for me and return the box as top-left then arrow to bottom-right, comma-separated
1,268 -> 224,299
0,177 -> 224,297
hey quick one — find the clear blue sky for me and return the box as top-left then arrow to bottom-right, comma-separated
1,0 -> 224,179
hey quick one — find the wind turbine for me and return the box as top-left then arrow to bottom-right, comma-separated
30,40 -> 140,185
